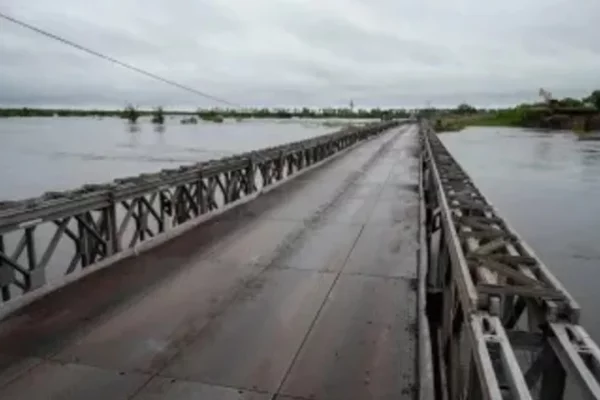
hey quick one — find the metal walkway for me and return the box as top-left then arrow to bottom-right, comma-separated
0,124 -> 424,399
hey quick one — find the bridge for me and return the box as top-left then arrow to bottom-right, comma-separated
0,121 -> 598,400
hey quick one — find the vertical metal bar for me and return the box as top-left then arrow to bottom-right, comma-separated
186,184 -> 199,217
230,172 -> 240,201
179,189 -> 189,220
197,175 -> 206,213
430,228 -> 446,291
296,152 -> 304,171
209,177 -> 218,210
287,155 -> 294,176
540,351 -> 566,400
25,226 -> 37,271
106,200 -> 119,254
158,191 -> 165,226
504,297 -> 526,329
502,293 -> 515,324
172,188 -> 181,224
246,159 -> 256,194
276,154 -> 284,180
77,216 -> 89,267
448,300 -> 464,400
86,213 -> 99,263
86,212 -> 98,262
223,172 -> 232,204
467,356 -> 483,400
0,235 -> 10,301
138,197 -> 146,241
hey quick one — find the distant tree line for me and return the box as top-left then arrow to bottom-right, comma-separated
0,106 -> 412,120
0,107 -> 125,118
430,89 -> 600,132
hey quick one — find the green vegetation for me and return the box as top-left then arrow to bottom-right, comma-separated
0,107 -> 124,118
197,109 -> 224,123
585,90 -> 600,110
429,90 -> 600,133
122,104 -> 140,123
151,106 -> 165,124
180,116 -> 198,124
0,106 -> 411,120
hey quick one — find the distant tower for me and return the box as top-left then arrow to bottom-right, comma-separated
349,99 -> 354,111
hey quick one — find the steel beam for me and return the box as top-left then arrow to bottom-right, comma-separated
421,119 -> 600,400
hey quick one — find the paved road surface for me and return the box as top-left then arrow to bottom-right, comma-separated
0,124 -> 421,400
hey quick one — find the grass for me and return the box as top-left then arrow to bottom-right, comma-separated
435,109 -> 551,132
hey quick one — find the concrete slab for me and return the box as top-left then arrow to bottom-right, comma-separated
366,197 -> 420,226
0,361 -> 149,400
53,258 -> 263,373
279,223 -> 363,272
342,182 -> 383,199
378,180 -> 419,200
163,268 -> 335,393
262,175 -> 380,225
342,221 -> 419,279
0,354 -> 43,388
279,274 -> 417,400
353,163 -> 394,184
205,219 -> 302,267
132,377 -> 270,400
258,188 -> 341,222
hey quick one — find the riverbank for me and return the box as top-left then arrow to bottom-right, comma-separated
434,108 -> 600,133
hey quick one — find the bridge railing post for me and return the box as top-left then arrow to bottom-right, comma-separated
105,191 -> 119,255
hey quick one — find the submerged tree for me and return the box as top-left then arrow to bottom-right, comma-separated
151,106 -> 165,124
122,104 -> 140,123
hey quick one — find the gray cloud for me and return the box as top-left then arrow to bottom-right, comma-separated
2,0 -> 600,108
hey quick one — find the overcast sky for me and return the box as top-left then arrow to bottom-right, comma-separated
2,0 -> 600,108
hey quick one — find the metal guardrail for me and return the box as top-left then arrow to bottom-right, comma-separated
421,121 -> 600,400
0,121 -> 400,307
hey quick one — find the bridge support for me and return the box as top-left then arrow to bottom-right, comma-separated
420,120 -> 600,400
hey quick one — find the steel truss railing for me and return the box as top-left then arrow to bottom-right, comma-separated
0,121 -> 400,307
421,121 -> 600,400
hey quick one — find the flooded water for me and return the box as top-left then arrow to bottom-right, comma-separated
0,117 -> 347,200
441,127 -> 600,341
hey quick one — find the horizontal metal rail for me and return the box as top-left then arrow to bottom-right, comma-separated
421,120 -> 600,399
0,121 -> 401,308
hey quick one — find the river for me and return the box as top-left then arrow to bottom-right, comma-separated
441,127 -> 600,341
0,117 -> 342,200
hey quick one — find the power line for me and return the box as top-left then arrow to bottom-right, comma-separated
0,11 -> 240,107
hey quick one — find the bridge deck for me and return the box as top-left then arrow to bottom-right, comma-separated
0,125 -> 421,400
